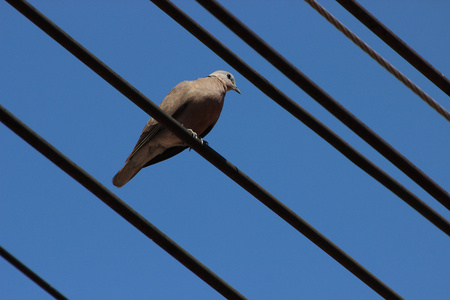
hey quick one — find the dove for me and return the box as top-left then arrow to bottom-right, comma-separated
112,70 -> 240,187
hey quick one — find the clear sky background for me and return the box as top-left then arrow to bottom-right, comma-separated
1,1 -> 449,299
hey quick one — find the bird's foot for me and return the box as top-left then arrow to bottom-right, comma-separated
187,129 -> 207,151
187,129 -> 203,145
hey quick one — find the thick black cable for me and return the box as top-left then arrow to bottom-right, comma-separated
4,1 -> 406,298
336,0 -> 450,96
0,105 -> 246,300
195,0 -> 450,210
0,246 -> 68,300
145,0 -> 450,232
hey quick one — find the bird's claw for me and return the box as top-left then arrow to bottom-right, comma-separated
187,129 -> 207,151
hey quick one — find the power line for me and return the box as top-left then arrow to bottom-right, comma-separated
304,0 -> 450,121
0,105 -> 246,300
336,0 -> 450,97
194,0 -> 450,210
4,1 -> 406,298
145,0 -> 450,232
0,245 -> 68,300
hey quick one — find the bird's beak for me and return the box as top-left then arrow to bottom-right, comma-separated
233,85 -> 241,94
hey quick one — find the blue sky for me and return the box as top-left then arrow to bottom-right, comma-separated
1,0 -> 449,299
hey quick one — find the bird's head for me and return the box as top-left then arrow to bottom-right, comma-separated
208,70 -> 241,94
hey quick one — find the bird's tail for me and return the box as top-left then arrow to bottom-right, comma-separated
112,161 -> 142,187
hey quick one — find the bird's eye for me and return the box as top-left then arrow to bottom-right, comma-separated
227,74 -> 231,79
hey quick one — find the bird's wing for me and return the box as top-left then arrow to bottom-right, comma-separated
125,122 -> 162,162
125,81 -> 193,162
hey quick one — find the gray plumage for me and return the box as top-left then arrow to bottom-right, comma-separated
112,70 -> 240,187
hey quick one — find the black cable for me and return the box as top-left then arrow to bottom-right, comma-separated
0,105 -> 246,300
144,0 -> 450,231
336,0 -> 450,96
3,1 -> 406,298
195,0 -> 450,210
0,245 -> 68,300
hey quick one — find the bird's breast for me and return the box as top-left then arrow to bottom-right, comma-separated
179,93 -> 225,135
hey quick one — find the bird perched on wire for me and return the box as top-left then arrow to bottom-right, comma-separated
112,70 -> 240,187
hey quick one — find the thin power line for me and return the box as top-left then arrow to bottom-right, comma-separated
0,245 -> 68,300
195,0 -> 450,210
4,1 -> 405,298
304,0 -> 450,121
146,0 -> 450,232
0,105 -> 246,300
336,0 -> 450,97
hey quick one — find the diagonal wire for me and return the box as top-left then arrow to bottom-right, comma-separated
0,105 -> 246,300
0,246 -> 68,300
336,0 -> 450,97
145,0 -> 450,231
195,0 -> 450,209
304,0 -> 450,121
4,1 -> 407,298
